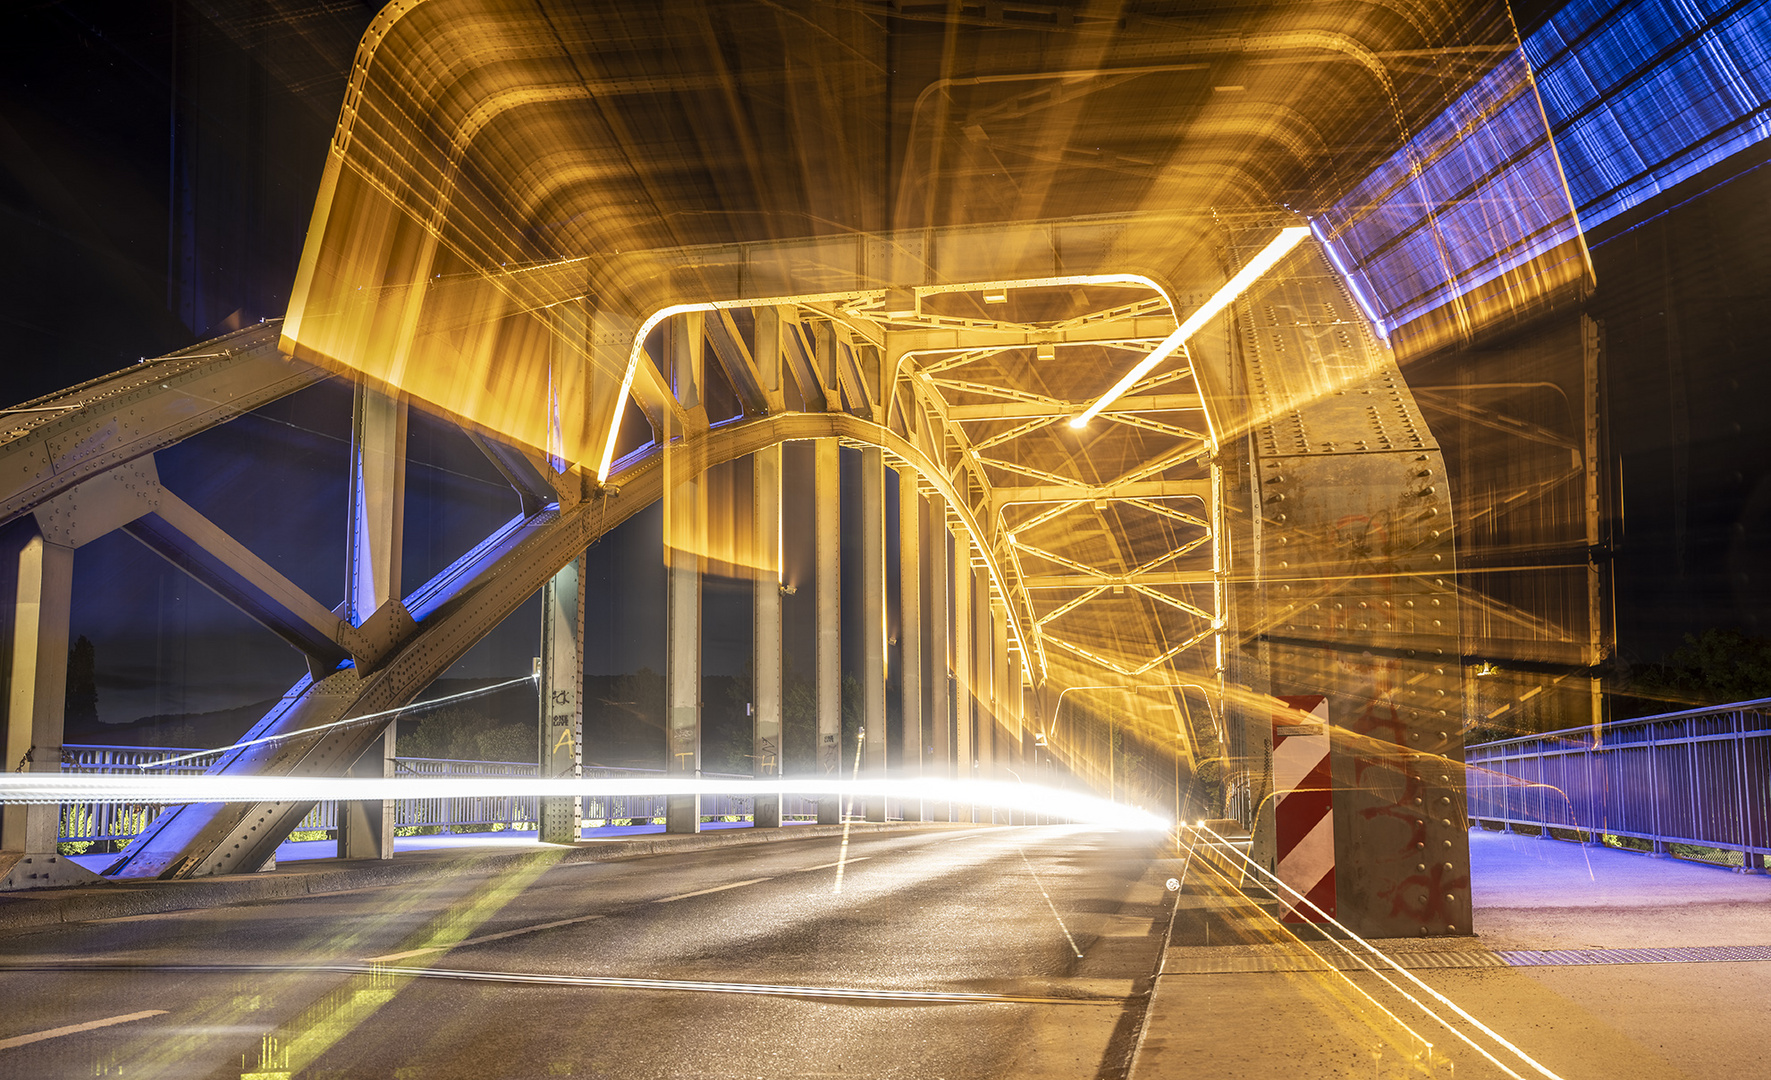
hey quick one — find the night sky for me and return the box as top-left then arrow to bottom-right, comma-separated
4,1 -> 1770,735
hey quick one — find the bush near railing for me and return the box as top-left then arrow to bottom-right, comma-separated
1466,700 -> 1771,870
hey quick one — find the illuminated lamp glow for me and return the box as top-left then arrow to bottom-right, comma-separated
1070,227 -> 1310,429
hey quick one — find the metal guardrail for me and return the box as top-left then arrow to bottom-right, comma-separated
57,748 -> 840,851
1466,700 -> 1771,870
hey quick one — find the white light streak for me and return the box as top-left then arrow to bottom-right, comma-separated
1070,227 -> 1311,429
0,775 -> 1168,830
834,728 -> 866,894
1193,824 -> 1567,1080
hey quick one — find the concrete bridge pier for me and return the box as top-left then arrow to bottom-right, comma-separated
0,519 -> 97,889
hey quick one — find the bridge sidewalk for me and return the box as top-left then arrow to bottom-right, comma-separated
1129,829 -> 1771,1079
0,821 -> 967,933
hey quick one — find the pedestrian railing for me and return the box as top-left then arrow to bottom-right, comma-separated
58,744 -> 223,849
1466,700 -> 1771,869
58,747 -> 831,851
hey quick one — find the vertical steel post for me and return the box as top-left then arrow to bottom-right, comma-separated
339,385 -> 406,860
665,313 -> 705,834
973,566 -> 993,788
752,445 -> 784,827
898,471 -> 922,822
539,556 -> 584,843
926,499 -> 951,820
815,437 -> 841,824
1648,726 -> 1667,856
1,522 -> 74,859
951,528 -> 974,820
861,448 -> 887,821
752,309 -> 785,829
993,602 -> 1012,776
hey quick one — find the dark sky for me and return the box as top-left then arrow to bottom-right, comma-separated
6,1 -> 1771,732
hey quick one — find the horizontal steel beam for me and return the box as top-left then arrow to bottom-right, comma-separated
0,323 -> 326,528
1022,571 -> 1215,589
946,393 -> 1203,420
886,316 -> 1177,356
990,479 -> 1211,515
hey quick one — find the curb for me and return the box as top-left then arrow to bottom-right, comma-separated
0,821 -> 978,932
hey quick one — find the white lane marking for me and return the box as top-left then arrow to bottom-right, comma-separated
0,1010 -> 166,1050
796,857 -> 870,872
1016,846 -> 1084,959
653,877 -> 773,903
363,913 -> 606,963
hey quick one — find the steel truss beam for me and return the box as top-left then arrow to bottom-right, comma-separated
94,408 -> 1020,879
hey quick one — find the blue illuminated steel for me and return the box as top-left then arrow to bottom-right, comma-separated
1317,53 -> 1584,344
1316,0 -> 1771,347
1525,0 -> 1771,230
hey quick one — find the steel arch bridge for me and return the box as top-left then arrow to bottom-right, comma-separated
1,0 -> 1610,938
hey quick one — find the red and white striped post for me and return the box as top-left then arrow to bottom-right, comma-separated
1273,695 -> 1335,922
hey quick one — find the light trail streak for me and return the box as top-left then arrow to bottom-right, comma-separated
1193,823 -> 1569,1080
1070,226 -> 1310,428
0,964 -> 1128,1007
0,775 -> 1169,831
141,675 -> 541,769
1179,836 -> 1440,1060
833,728 -> 867,895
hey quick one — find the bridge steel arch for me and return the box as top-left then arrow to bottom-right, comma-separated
0,0 -> 1534,935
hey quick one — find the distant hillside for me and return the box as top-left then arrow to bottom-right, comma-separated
74,699 -> 281,749
66,673 -> 760,771
71,676 -> 540,752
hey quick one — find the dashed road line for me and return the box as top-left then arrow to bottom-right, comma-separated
796,857 -> 871,872
363,913 -> 606,963
0,1010 -> 166,1051
653,877 -> 774,903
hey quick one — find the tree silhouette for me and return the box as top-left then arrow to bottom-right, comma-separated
65,635 -> 98,729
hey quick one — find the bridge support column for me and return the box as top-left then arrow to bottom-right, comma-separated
861,448 -> 887,822
539,556 -> 583,844
897,471 -> 922,822
752,444 -> 783,828
665,314 -> 705,834
952,528 -> 974,821
992,600 -> 1010,784
925,500 -> 950,821
815,438 -> 841,824
1008,648 -> 1025,824
339,385 -> 405,861
973,565 -> 993,808
0,520 -> 97,889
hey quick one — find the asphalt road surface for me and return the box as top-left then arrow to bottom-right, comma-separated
0,825 -> 1174,1079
